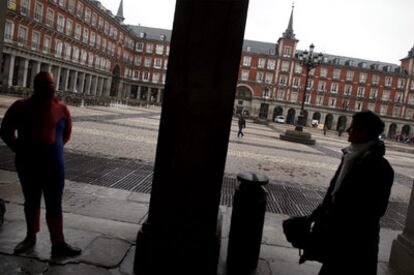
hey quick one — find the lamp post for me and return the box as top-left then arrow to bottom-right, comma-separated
295,43 -> 323,131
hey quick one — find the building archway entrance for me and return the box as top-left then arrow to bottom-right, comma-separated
402,125 -> 411,136
273,106 -> 283,121
235,86 -> 253,116
312,112 -> 321,122
286,108 -> 296,125
325,114 -> 333,130
110,65 -> 121,97
388,123 -> 397,139
337,116 -> 347,131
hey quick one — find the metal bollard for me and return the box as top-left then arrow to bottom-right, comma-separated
226,172 -> 268,274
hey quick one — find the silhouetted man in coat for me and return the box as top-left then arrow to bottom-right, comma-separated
308,111 -> 394,275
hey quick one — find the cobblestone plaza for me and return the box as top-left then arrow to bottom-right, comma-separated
1,94 -> 412,205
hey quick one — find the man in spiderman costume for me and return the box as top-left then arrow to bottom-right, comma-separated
0,71 -> 81,257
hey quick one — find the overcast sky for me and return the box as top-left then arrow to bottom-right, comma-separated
99,0 -> 414,65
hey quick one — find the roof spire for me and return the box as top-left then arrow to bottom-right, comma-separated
282,3 -> 295,39
116,0 -> 125,22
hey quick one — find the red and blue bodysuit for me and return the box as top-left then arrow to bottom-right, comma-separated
0,72 -> 72,245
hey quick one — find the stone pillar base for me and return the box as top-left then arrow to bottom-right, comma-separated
280,129 -> 316,145
389,234 -> 414,274
134,213 -> 222,275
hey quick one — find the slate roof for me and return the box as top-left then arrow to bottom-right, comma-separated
128,25 -> 172,42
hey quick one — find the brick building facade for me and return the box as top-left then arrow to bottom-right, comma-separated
1,1 -> 413,138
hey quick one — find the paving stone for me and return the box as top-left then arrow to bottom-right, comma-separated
119,246 -> 135,275
127,192 -> 150,204
81,236 -> 131,268
262,213 -> 291,247
0,182 -> 24,205
0,254 -> 48,275
74,197 -> 148,224
46,263 -> 112,275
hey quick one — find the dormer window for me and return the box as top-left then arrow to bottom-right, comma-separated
283,47 -> 292,57
140,32 -> 146,38
246,46 -> 251,52
160,34 -> 166,41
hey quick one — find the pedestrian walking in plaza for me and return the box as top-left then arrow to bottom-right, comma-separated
237,115 -> 246,138
303,111 -> 394,274
0,72 -> 81,257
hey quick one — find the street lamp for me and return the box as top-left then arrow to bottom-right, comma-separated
296,43 -> 323,131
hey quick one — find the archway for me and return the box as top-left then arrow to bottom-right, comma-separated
402,125 -> 411,136
110,65 -> 121,97
388,123 -> 397,139
337,116 -> 347,131
235,85 -> 253,116
325,114 -> 333,130
235,85 -> 253,100
286,108 -> 296,125
273,106 -> 283,120
312,112 -> 321,122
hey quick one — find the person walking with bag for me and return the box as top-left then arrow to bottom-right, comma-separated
306,111 -> 394,274
0,72 -> 81,257
237,115 -> 246,138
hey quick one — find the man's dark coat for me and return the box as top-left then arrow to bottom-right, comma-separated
309,141 -> 394,274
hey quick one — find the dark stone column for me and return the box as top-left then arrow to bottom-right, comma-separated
134,0 -> 249,274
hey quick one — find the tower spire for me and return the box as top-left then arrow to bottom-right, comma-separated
116,0 -> 125,22
282,3 -> 295,39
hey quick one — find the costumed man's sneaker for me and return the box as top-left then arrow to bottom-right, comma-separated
51,242 -> 82,257
14,236 -> 36,254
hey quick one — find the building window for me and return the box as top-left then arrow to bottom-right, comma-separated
257,58 -> 265,69
65,19 -> 73,35
318,80 -> 326,91
43,36 -> 51,53
278,75 -> 286,86
91,12 -> 97,27
241,70 -> 249,81
134,56 -> 142,66
320,67 -> 327,78
333,69 -> 341,80
283,47 -> 292,57
292,77 -> 300,88
77,1 -> 83,18
406,109 -> 414,119
305,94 -> 311,104
265,73 -> 273,84
385,76 -> 393,87
64,43 -> 71,59
20,0 -> 30,15
57,14 -> 65,32
346,70 -> 354,81
263,87 -> 270,98
316,95 -> 324,106
146,43 -> 154,54
81,50 -> 87,64
306,79 -> 313,90
82,28 -> 89,44
397,78 -> 405,89
409,94 -> 414,105
144,57 -> 152,67
154,58 -> 162,69
277,90 -> 285,100
89,32 -> 95,46
392,107 -> 401,117
267,59 -> 276,70
31,31 -> 40,49
136,42 -> 144,52
329,98 -> 336,108
372,74 -> 380,85
74,23 -> 81,40
309,68 -> 315,76
59,0 -> 65,7
359,72 -> 367,83
166,46 -> 170,55
367,103 -> 375,111
256,72 -> 264,83
34,2 -> 43,21
156,44 -> 164,55
68,0 -> 75,14
164,59 -> 168,70
152,72 -> 160,83
395,92 -> 403,103
380,105 -> 388,115
369,88 -> 377,99
290,92 -> 298,102
357,87 -> 365,97
4,20 -> 14,40
344,84 -> 352,96
242,56 -> 251,66
17,25 -> 28,44
342,99 -> 349,110
382,90 -> 390,101
55,39 -> 63,57
355,101 -> 362,111
46,8 -> 54,27
330,83 -> 338,93
143,71 -> 150,81
411,80 -> 414,90
281,61 -> 289,72
294,64 -> 302,74
72,46 -> 79,61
